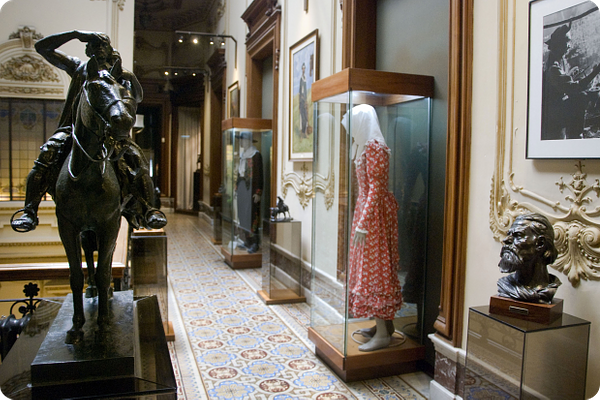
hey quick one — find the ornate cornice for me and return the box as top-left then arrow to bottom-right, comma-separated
0,86 -> 63,96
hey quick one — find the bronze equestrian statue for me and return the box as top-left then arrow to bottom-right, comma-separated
11,31 -> 166,343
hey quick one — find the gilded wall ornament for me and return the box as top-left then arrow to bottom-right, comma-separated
0,55 -> 59,82
281,163 -> 334,210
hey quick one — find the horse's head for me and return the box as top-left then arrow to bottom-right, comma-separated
80,56 -> 136,143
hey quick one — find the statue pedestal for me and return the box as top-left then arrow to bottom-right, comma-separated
31,291 -> 137,398
489,295 -> 563,324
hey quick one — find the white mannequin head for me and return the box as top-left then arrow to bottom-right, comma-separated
341,104 -> 385,162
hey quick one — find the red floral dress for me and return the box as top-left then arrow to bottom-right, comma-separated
348,139 -> 402,320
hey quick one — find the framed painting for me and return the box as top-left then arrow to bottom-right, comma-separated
289,29 -> 319,161
228,81 -> 240,118
527,0 -> 600,158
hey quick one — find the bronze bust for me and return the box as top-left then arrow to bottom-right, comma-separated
497,213 -> 561,304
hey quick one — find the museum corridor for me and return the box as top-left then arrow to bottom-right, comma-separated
163,210 -> 432,399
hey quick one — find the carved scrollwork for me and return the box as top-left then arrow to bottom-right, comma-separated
90,0 -> 126,12
0,55 -> 59,82
9,27 -> 43,48
281,163 -> 334,210
553,221 -> 600,284
492,160 -> 600,285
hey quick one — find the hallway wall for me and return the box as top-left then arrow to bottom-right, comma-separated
468,1 -> 600,396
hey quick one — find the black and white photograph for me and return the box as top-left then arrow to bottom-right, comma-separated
527,0 -> 600,158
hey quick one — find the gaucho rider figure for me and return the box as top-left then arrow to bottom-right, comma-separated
10,30 -> 166,232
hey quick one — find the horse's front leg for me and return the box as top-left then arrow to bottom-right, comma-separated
95,228 -> 118,332
58,223 -> 85,344
82,231 -> 98,298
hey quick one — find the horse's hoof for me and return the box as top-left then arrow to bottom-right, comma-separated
66,329 -> 84,344
85,286 -> 98,298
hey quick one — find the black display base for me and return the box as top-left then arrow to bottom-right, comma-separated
30,291 -> 137,398
0,295 -> 176,400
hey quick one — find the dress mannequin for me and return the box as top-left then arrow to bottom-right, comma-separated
342,104 -> 403,352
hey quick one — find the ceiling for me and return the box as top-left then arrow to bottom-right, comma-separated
134,0 -> 220,32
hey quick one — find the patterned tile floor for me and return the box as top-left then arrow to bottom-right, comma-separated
164,211 -> 432,400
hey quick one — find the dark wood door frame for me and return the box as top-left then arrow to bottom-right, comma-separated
242,0 -> 281,210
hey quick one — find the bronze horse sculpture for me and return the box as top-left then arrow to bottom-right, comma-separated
55,56 -> 135,344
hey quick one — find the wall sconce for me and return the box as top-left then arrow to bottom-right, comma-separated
176,30 -> 238,68
209,37 -> 214,45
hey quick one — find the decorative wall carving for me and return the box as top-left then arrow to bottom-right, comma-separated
281,163 -> 334,210
9,27 -> 43,48
489,0 -> 600,286
90,0 -> 126,12
0,26 -> 67,99
0,55 -> 59,82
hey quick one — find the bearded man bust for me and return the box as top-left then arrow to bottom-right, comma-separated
497,213 -> 561,304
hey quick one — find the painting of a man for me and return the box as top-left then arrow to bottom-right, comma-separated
290,30 -> 318,160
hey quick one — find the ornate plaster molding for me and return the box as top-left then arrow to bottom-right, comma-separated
281,163 -> 334,210
0,86 -> 62,96
0,26 -> 67,99
9,27 -> 43,48
90,0 -> 126,12
0,54 -> 59,82
489,0 -> 600,286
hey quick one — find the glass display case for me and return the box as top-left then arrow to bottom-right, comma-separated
309,68 -> 433,381
465,306 -> 590,399
130,228 -> 172,340
221,118 -> 272,269
258,219 -> 305,304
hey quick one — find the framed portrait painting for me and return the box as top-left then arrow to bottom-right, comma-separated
228,81 -> 240,118
289,29 -> 319,161
527,0 -> 600,158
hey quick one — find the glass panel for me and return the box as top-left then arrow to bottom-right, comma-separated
130,230 -> 169,325
222,128 -> 236,253
465,307 -> 590,399
465,308 -> 525,398
262,220 -> 302,298
522,326 -> 589,399
311,101 -> 347,354
311,92 -> 431,356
